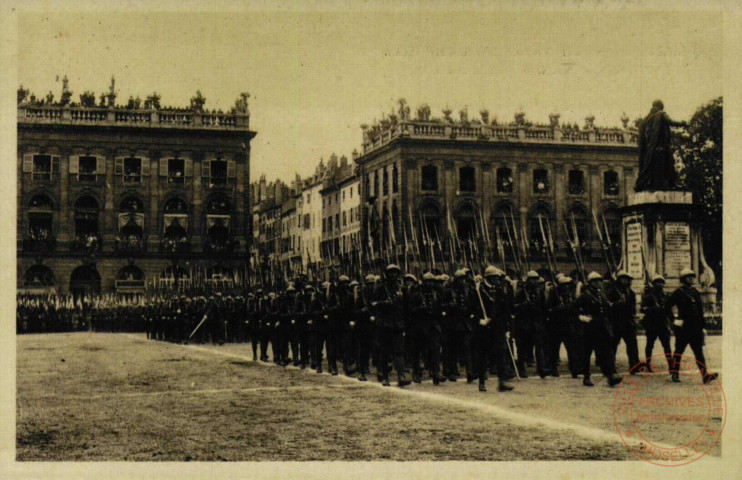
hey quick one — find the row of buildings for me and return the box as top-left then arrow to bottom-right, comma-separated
251,109 -> 639,281
17,83 -> 641,295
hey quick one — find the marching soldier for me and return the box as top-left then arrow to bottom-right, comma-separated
607,271 -> 641,373
373,264 -> 411,387
668,268 -> 718,384
575,272 -> 622,387
443,269 -> 475,383
355,274 -> 377,382
546,275 -> 579,378
641,274 -> 672,372
407,272 -> 442,384
474,266 -> 514,393
513,270 -> 549,378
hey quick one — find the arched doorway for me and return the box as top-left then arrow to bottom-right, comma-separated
456,203 -> 477,244
116,265 -> 145,296
74,196 -> 100,251
117,197 -> 145,253
23,265 -> 55,287
70,265 -> 101,298
27,195 -> 55,251
206,197 -> 231,253
162,197 -> 189,253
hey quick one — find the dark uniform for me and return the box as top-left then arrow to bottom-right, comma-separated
575,277 -> 621,387
513,276 -> 549,377
607,277 -> 641,373
667,277 -> 716,383
474,270 -> 514,392
373,267 -> 410,387
546,278 -> 579,377
442,274 -> 475,382
641,281 -> 672,372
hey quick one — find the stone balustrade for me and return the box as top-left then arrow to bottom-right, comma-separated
18,105 -> 250,131
363,120 -> 637,154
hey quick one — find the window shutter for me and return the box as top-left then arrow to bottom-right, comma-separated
69,155 -> 79,174
141,157 -> 150,176
23,154 -> 34,173
227,159 -> 236,178
184,158 -> 193,177
202,159 -> 211,178
114,157 -> 124,175
96,156 -> 106,174
51,156 -> 60,174
159,158 -> 168,177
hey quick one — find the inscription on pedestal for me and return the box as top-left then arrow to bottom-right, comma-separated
626,222 -> 643,280
664,222 -> 691,278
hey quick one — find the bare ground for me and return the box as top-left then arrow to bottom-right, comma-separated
16,332 -> 722,461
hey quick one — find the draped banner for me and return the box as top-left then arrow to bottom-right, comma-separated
118,213 -> 145,231
207,214 -> 231,232
163,214 -> 189,233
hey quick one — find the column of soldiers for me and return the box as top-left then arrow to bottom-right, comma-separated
17,264 -> 718,389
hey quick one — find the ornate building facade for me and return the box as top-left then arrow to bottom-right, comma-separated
355,112 -> 638,276
17,101 -> 255,296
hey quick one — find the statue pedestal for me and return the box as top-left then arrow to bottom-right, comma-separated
620,190 -> 717,311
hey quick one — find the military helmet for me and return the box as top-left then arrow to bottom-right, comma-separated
651,274 -> 666,283
484,265 -> 498,277
558,276 -> 573,285
365,274 -> 376,283
680,268 -> 696,279
587,271 -> 603,282
616,270 -> 633,280
386,264 -> 401,272
349,280 -> 359,287
404,274 -> 418,283
423,272 -> 436,281
526,270 -> 539,279
304,284 -> 314,291
440,274 -> 450,282
453,269 -> 465,278
286,285 -> 296,292
339,275 -> 350,282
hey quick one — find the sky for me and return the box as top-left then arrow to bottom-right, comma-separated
17,9 -> 722,184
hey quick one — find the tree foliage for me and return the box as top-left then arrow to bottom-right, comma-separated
674,97 -> 722,271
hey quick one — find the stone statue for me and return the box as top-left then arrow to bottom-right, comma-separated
635,100 -> 687,192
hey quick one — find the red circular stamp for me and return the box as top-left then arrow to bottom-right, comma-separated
613,353 -> 726,466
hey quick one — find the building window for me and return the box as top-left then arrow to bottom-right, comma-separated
373,171 -> 379,197
497,167 -> 513,193
392,164 -> 399,193
528,210 -> 551,255
168,159 -> 185,184
459,166 -> 476,193
32,155 -> 53,181
322,218 -> 326,233
604,170 -> 619,196
335,193 -> 339,203
123,157 -> 142,184
568,170 -> 585,195
210,160 -> 228,186
421,165 -> 438,192
343,211 -> 347,227
78,156 -> 98,182
350,187 -> 353,198
335,214 -> 340,231
343,190 -> 345,201
533,169 -> 549,194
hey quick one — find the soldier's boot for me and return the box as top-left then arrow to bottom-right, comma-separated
382,376 -> 391,387
358,372 -> 367,382
608,376 -> 622,387
645,360 -> 654,373
479,380 -> 486,392
703,372 -> 718,384
498,380 -> 514,392
583,375 -> 594,387
432,375 -> 440,386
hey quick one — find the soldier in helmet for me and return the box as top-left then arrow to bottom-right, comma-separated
372,264 -> 411,387
546,275 -> 579,377
513,270 -> 549,378
575,272 -> 622,387
443,269 -> 476,383
641,274 -> 672,372
407,272 -> 442,384
667,269 -> 718,384
355,274 -> 377,381
607,270 -> 641,374
474,266 -> 514,392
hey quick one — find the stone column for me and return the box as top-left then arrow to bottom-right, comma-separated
102,151 -> 115,251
